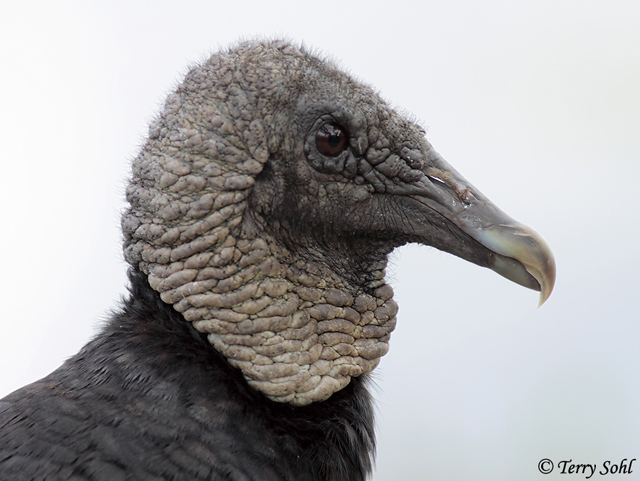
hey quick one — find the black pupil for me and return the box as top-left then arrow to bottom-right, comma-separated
317,123 -> 347,156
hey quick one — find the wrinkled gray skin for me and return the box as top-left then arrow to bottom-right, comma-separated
123,40 -> 554,406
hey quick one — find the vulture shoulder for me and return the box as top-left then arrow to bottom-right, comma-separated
0,271 -> 374,481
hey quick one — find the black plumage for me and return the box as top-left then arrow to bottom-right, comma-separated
1,271 -> 374,481
0,40 -> 554,480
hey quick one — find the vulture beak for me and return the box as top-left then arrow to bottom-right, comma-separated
411,149 -> 556,306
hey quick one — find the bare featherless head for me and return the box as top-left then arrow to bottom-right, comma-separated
122,40 -> 555,405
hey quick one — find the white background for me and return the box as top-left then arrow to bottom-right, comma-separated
1,1 -> 639,479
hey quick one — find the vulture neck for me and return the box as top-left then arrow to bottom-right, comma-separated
105,269 -> 378,481
148,227 -> 398,406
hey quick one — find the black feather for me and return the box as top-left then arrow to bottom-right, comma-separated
0,270 -> 375,480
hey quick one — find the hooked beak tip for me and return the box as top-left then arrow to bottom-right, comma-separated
477,224 -> 556,307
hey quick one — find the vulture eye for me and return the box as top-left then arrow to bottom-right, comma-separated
316,123 -> 348,157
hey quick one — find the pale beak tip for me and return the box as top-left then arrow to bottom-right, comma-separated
478,223 -> 556,308
534,254 -> 556,308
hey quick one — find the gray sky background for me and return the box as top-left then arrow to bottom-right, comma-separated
1,1 -> 639,479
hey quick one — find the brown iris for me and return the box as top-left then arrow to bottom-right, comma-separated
315,123 -> 348,157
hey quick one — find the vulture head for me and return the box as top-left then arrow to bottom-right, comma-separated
122,40 -> 555,406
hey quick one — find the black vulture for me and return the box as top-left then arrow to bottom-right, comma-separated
0,40 -> 555,480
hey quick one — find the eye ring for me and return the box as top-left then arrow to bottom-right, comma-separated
315,123 -> 349,157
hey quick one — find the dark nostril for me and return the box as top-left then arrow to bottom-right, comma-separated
427,175 -> 446,186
